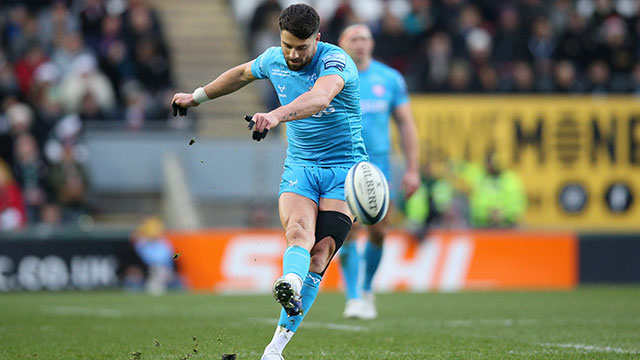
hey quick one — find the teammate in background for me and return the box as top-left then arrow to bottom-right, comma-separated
171,5 -> 367,360
338,24 -> 420,320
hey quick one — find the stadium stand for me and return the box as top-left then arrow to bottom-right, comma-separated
2,0 -> 640,231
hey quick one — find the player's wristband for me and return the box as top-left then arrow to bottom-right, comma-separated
192,87 -> 210,104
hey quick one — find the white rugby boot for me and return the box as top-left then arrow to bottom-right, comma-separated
273,276 -> 303,316
343,298 -> 367,319
360,292 -> 377,320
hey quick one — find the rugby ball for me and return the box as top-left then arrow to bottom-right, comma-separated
344,161 -> 390,225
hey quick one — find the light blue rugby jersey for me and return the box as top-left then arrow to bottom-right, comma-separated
359,60 -> 409,157
251,42 -> 368,167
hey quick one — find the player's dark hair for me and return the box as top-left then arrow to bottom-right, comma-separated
279,4 -> 320,40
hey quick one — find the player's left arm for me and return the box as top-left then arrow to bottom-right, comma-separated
392,102 -> 421,198
251,74 -> 345,132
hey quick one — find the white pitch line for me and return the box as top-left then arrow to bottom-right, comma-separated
303,321 -> 368,332
42,306 -> 126,318
250,317 -> 368,332
434,319 -> 538,327
541,343 -> 640,354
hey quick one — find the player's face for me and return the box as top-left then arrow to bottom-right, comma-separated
280,30 -> 320,71
340,28 -> 373,64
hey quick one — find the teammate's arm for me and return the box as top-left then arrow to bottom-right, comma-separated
392,103 -> 421,198
171,60 -> 257,108
251,74 -> 345,132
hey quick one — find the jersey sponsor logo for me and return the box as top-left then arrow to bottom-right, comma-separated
276,84 -> 287,98
322,53 -> 346,71
271,69 -> 291,77
361,100 -> 389,114
311,105 -> 336,118
372,84 -> 386,97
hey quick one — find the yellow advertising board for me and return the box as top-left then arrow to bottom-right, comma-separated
409,95 -> 640,230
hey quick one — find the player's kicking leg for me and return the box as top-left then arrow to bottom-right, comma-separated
271,193 -> 317,318
262,195 -> 352,360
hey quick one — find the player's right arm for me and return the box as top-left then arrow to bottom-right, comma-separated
171,60 -> 257,109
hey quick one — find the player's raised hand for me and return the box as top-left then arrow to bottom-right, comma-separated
402,168 -> 421,199
253,112 -> 280,132
245,114 -> 270,141
171,92 -> 199,116
245,113 -> 279,141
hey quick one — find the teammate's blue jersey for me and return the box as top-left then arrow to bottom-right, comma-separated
252,42 -> 368,167
358,60 -> 409,157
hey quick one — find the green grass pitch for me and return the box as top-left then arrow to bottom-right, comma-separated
1,286 -> 639,359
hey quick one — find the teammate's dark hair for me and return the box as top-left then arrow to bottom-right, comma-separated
279,4 -> 320,40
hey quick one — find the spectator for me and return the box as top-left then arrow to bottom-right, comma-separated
406,31 -> 452,92
59,54 -> 116,115
508,60 -> 537,93
13,42 -> 48,97
403,0 -> 434,38
550,0 -> 573,33
492,4 -> 528,67
0,53 -> 20,97
30,62 -> 64,126
52,31 -> 95,78
131,216 -> 178,295
251,7 -> 281,57
527,16 -> 556,69
122,0 -> 167,59
466,27 -> 492,68
554,60 -> 584,93
3,101 -> 46,159
451,4 -> 484,58
38,201 -> 63,232
323,0 -> 361,45
133,37 -> 171,94
373,6 -> 412,72
631,63 -> 640,95
98,38 -> 135,103
47,140 -> 90,223
6,5 -> 40,60
586,59 -> 612,94
555,11 -> 592,70
468,153 -> 527,228
477,64 -> 500,92
0,158 -> 27,231
446,59 -> 473,92
37,0 -> 79,51
592,16 -> 636,92
12,132 -> 51,223
251,10 -> 281,111
404,159 -> 455,234
79,0 -> 107,53
248,0 -> 282,39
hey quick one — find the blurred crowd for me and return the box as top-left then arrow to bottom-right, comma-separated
249,0 -> 640,94
402,153 -> 527,234
0,0 -> 173,231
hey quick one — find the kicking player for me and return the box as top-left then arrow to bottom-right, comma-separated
338,24 -> 420,320
171,4 -> 367,360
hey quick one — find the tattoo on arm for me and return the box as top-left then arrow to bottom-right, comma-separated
284,112 -> 296,121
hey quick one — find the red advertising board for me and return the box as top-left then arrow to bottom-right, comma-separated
167,229 -> 577,292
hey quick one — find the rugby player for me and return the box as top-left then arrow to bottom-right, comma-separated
338,24 -> 420,320
172,5 -> 367,359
